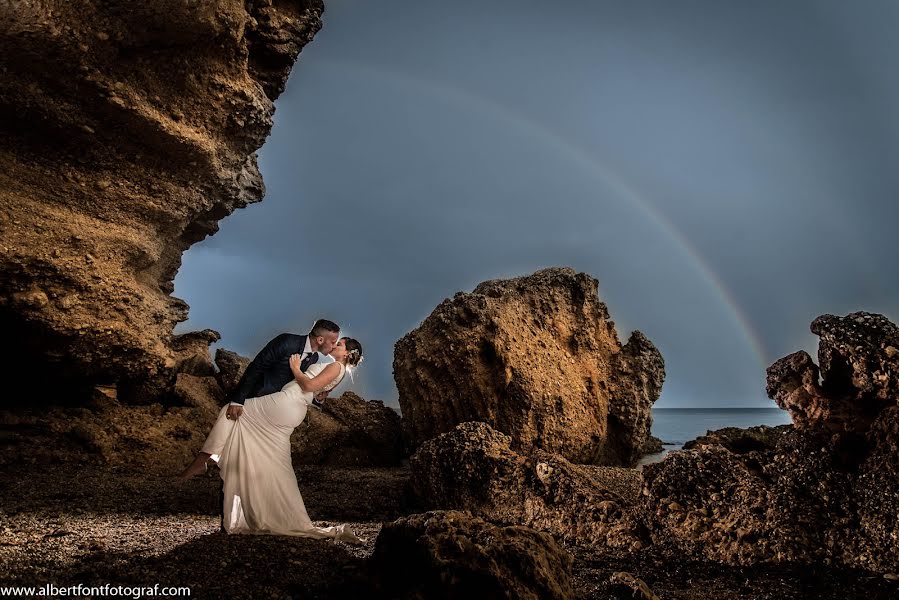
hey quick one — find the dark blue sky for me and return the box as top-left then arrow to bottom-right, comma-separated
175,0 -> 899,408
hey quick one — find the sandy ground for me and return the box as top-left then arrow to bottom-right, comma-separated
1,463 -> 896,599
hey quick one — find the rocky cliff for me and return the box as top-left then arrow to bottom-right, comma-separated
0,0 -> 323,405
394,267 -> 665,466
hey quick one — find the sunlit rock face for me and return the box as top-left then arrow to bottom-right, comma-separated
0,0 -> 323,405
640,312 -> 899,573
394,267 -> 665,466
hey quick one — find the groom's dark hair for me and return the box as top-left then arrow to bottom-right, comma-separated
310,319 -> 340,337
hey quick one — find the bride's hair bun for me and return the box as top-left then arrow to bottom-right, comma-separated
342,337 -> 364,367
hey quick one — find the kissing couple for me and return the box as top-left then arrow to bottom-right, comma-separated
178,319 -> 364,543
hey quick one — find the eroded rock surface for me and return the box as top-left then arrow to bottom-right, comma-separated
369,510 -> 575,600
214,348 -> 251,396
292,391 -> 405,467
640,312 -> 899,573
0,384 -> 219,475
394,267 -> 664,466
410,422 -> 644,549
0,0 -> 324,405
767,312 -> 899,432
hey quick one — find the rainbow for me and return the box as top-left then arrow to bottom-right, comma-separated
299,59 -> 769,372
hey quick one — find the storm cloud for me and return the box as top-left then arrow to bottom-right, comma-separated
174,0 -> 899,408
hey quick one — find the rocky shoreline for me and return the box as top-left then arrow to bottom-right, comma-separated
1,461 -> 895,599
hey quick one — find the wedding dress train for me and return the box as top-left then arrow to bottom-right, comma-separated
200,362 -> 360,542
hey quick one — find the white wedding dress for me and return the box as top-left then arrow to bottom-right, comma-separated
200,361 -> 360,542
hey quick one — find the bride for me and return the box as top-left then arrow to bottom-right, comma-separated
179,337 -> 364,543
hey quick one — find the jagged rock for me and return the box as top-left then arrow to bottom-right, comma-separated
641,435 -> 664,455
410,422 -> 643,548
369,510 -> 575,600
171,329 -> 220,378
214,348 -> 250,396
172,373 -> 223,418
683,424 -> 791,453
767,312 -> 899,432
0,0 -> 324,405
640,312 -> 899,573
608,572 -> 661,600
291,391 -> 405,467
394,267 -> 665,466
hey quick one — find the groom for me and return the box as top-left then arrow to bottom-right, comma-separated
225,318 -> 340,420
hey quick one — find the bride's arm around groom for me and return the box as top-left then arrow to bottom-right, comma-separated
288,354 -> 342,393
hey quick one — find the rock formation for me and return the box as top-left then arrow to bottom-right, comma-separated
682,424 -> 791,452
394,267 -> 664,466
767,312 -> 898,432
640,312 -> 899,573
214,348 -> 252,396
0,383 -> 220,475
410,421 -> 644,550
369,510 -> 575,600
0,0 -> 324,405
292,391 -> 405,467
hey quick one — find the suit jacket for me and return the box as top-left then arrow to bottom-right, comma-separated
227,333 -> 314,405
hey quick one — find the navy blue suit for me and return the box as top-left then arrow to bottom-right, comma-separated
227,333 -> 318,405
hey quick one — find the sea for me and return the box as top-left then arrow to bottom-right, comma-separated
639,407 -> 792,466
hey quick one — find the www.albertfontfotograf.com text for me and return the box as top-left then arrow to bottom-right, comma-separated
1,583 -> 191,598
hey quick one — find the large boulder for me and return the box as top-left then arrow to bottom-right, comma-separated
410,422 -> 644,549
394,267 -> 664,466
640,312 -> 899,573
369,510 -> 575,600
0,0 -> 324,405
291,391 -> 405,467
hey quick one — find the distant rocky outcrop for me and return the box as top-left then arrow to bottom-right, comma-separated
292,391 -> 405,467
394,267 -> 665,466
410,421 -> 644,550
640,312 -> 899,573
682,424 -> 791,453
369,510 -> 575,600
0,0 -> 324,406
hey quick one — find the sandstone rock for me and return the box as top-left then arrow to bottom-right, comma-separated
291,391 -> 405,467
214,348 -> 250,396
171,329 -> 220,378
0,386 -> 217,475
609,572 -> 661,600
410,422 -> 643,547
369,510 -> 575,600
172,373 -> 223,418
640,312 -> 899,573
394,267 -> 665,466
767,312 -> 899,432
0,0 -> 324,405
